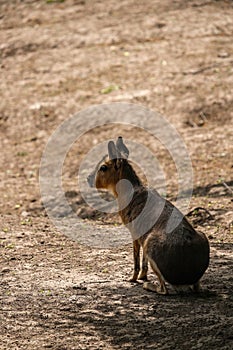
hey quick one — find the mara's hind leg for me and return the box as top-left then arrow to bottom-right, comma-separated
143,259 -> 168,295
172,281 -> 201,294
138,251 -> 148,281
129,240 -> 140,282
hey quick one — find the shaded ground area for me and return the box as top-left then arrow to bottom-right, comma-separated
0,0 -> 233,349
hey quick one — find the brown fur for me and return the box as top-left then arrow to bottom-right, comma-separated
87,137 -> 210,294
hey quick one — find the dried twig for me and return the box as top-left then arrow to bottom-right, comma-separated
186,206 -> 214,219
222,181 -> 233,195
73,280 -> 111,287
183,60 -> 233,75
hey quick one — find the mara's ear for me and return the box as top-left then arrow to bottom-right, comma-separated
108,141 -> 118,160
116,136 -> 129,158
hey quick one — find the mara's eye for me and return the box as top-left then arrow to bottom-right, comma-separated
100,165 -> 108,172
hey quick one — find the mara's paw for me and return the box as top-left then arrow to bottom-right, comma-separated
193,282 -> 201,293
138,273 -> 148,281
143,282 -> 168,295
129,275 -> 139,283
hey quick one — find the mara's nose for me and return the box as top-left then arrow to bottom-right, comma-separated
87,174 -> 94,187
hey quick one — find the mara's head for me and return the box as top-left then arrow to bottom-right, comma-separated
87,137 -> 139,196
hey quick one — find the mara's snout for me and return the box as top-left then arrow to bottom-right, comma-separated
87,173 -> 95,187
87,154 -> 108,189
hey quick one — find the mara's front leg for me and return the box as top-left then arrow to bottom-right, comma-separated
138,250 -> 148,281
129,240 -> 140,282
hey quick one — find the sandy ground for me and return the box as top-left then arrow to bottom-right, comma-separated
0,0 -> 233,349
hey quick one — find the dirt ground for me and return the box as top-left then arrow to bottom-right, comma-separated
0,0 -> 233,349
